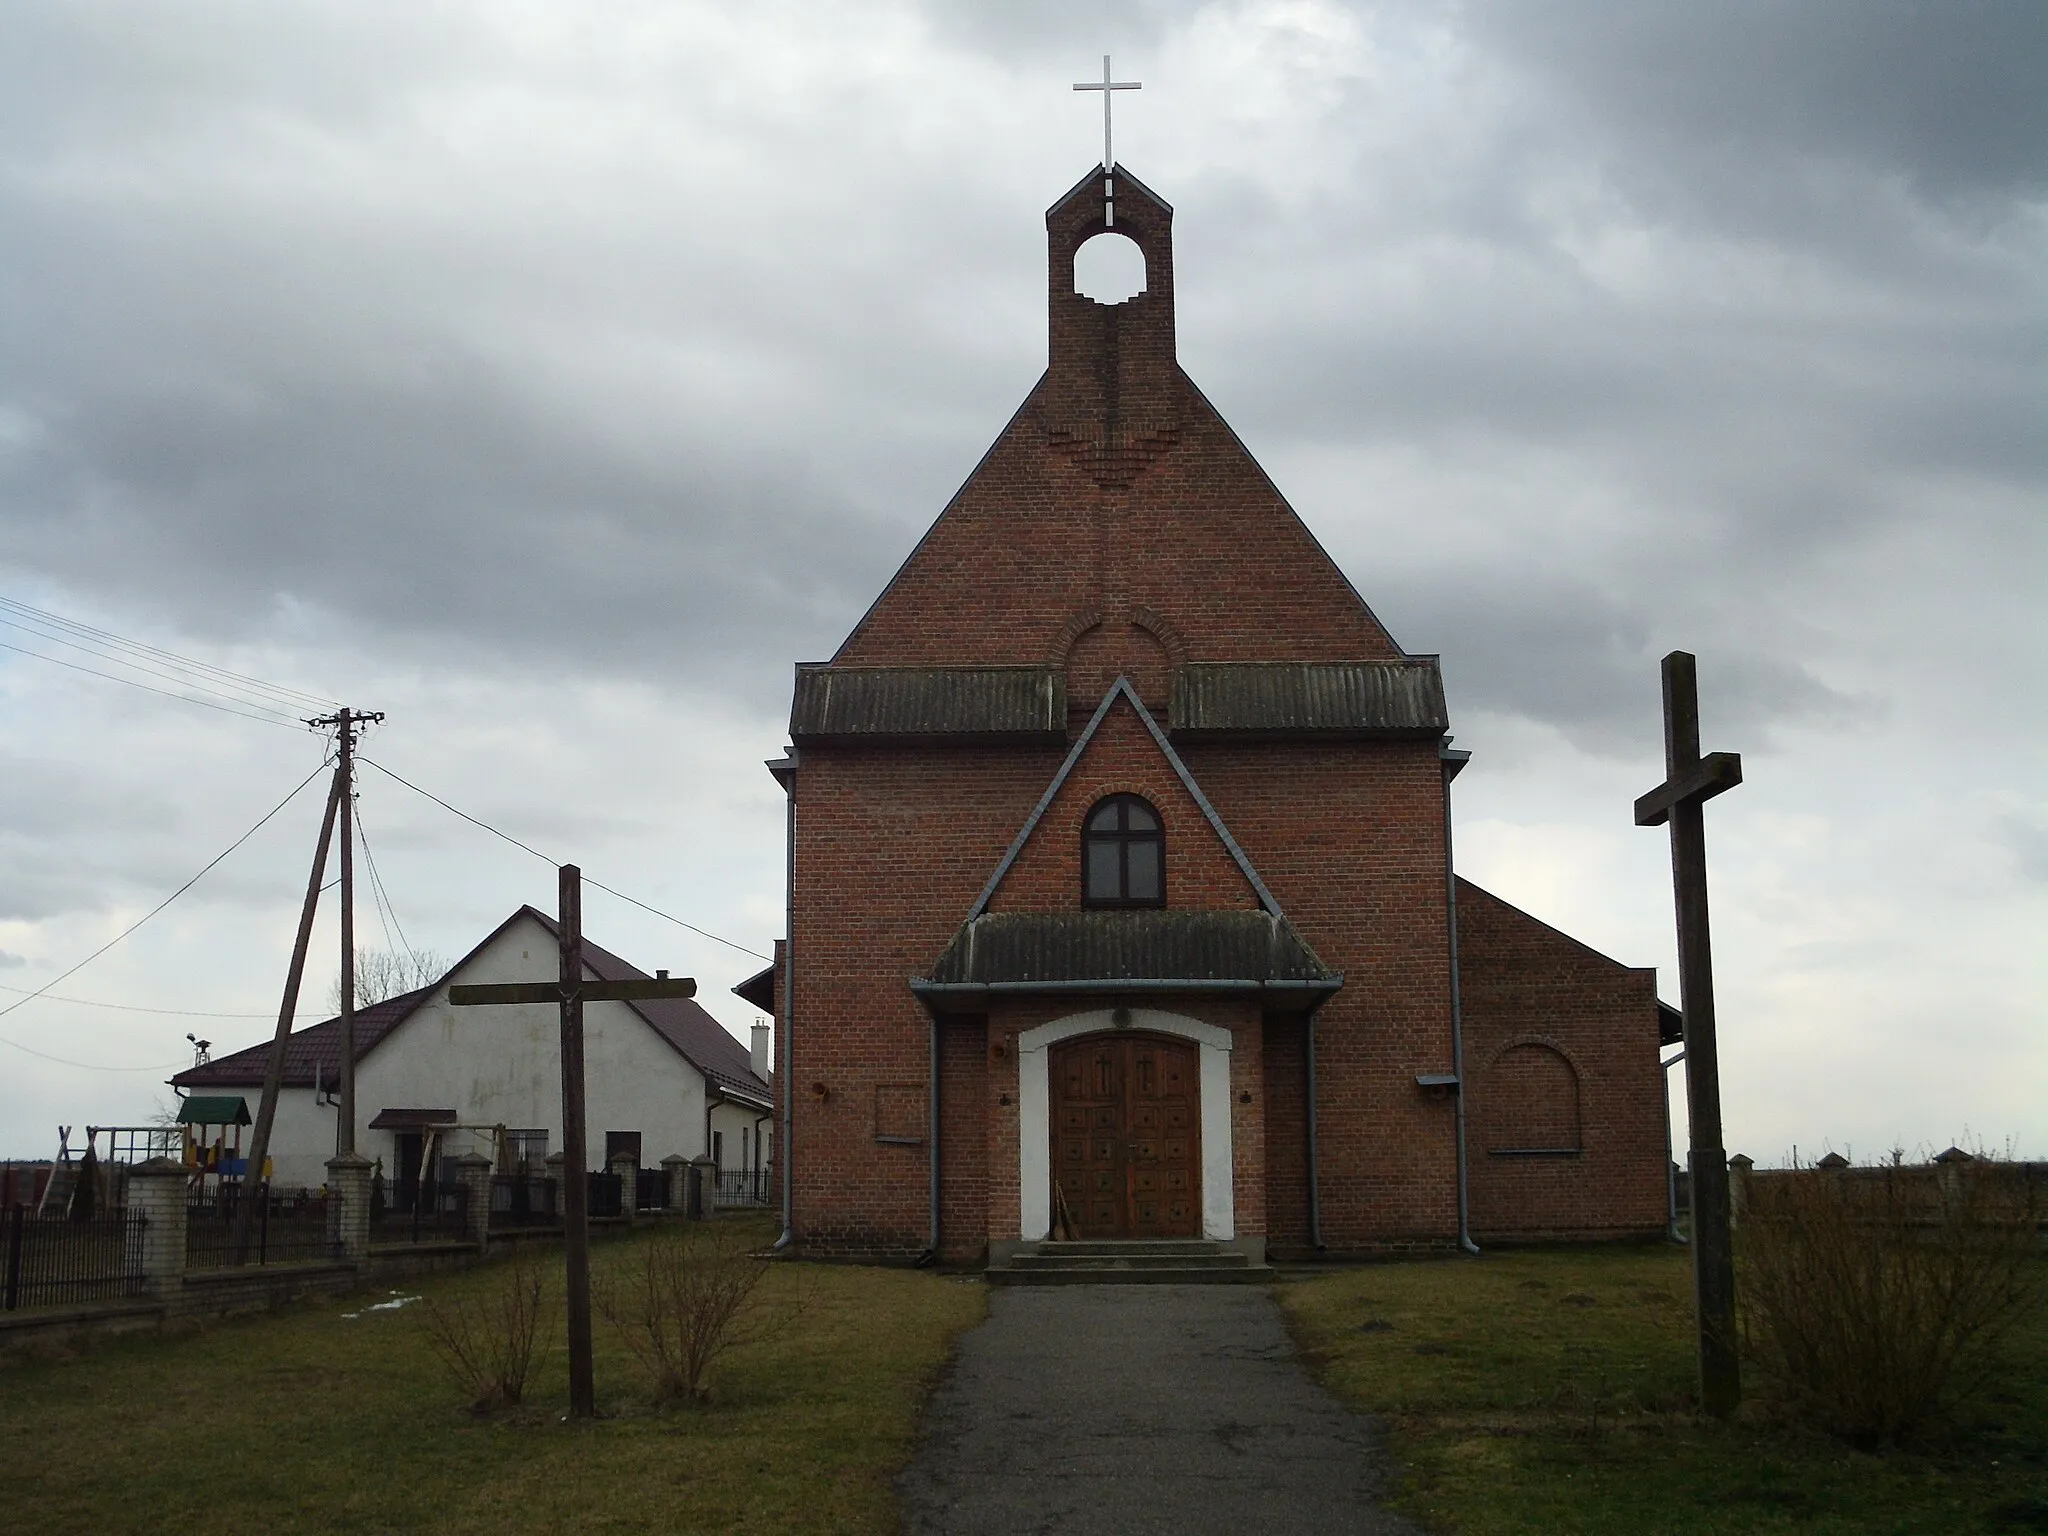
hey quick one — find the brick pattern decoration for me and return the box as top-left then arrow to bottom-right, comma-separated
779,164 -> 1667,1260
1456,879 -> 1669,1244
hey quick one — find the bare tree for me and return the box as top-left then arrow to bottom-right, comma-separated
330,947 -> 449,1011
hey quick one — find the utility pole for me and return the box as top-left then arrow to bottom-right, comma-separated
233,763 -> 346,1263
305,707 -> 380,1157
1634,651 -> 1744,1418
337,708 -> 358,1156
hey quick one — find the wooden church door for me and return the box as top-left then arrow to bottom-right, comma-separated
1051,1034 -> 1200,1240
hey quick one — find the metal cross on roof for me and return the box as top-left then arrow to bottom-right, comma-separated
1073,54 -> 1140,226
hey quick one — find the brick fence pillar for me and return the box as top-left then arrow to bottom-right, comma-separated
610,1154 -> 640,1225
662,1155 -> 689,1215
326,1153 -> 372,1262
454,1153 -> 493,1250
692,1155 -> 718,1220
126,1157 -> 188,1295
1725,1153 -> 1753,1229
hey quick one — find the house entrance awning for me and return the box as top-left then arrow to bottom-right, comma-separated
368,1107 -> 458,1130
176,1095 -> 250,1126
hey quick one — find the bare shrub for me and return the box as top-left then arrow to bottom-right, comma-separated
416,1241 -> 557,1411
1739,1159 -> 2044,1443
596,1221 -> 791,1404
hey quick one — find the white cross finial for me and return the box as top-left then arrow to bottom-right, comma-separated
1073,54 -> 1140,226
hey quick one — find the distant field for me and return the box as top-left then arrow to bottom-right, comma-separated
0,1218 -> 985,1535
1282,1244 -> 2048,1535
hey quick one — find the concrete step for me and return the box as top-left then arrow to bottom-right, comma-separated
987,1239 -> 1271,1286
1034,1239 -> 1217,1258
987,1261 -> 1274,1287
1007,1249 -> 1251,1270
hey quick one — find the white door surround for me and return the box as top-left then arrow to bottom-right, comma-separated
1016,1009 -> 1235,1242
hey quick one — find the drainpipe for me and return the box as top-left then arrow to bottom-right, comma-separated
919,1011 -> 939,1267
1306,1010 -> 1324,1251
1442,740 -> 1480,1256
771,752 -> 797,1252
1662,1048 -> 1686,1243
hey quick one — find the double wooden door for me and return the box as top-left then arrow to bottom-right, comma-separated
1051,1034 -> 1200,1240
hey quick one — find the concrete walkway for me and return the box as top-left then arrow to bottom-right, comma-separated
898,1284 -> 1423,1536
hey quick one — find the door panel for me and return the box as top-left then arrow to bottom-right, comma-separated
1049,1033 -> 1202,1239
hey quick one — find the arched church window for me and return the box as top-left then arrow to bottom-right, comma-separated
1082,795 -> 1164,908
1483,1043 -> 1582,1154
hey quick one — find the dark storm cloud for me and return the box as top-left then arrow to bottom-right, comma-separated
0,0 -> 2039,754
1467,0 -> 2048,203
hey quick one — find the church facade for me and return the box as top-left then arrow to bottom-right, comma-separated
764,166 -> 1671,1263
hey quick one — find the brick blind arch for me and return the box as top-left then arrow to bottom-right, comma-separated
1483,1042 -> 1582,1153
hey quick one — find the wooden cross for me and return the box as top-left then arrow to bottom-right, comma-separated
1634,650 -> 1743,1419
448,863 -> 697,1418
1073,54 -> 1140,226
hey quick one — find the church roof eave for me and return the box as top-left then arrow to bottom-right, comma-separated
914,908 -> 1340,1003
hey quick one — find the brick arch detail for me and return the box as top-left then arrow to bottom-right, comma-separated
1129,605 -> 1189,666
1050,609 -> 1105,668
1479,1037 -> 1585,1154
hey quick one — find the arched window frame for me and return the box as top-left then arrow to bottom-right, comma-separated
1081,794 -> 1165,909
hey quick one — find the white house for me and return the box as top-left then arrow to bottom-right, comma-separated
170,905 -> 774,1200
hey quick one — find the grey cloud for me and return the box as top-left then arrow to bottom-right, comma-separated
2002,816 -> 2048,885
0,951 -> 26,969
1377,575 -> 1875,756
1466,0 -> 2048,202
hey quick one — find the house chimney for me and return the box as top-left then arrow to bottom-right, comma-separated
750,1024 -> 772,1083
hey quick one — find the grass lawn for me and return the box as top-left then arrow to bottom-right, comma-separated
0,1216 -> 985,1534
1283,1244 -> 2048,1536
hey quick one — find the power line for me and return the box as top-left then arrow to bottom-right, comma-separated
0,640 -> 310,730
0,982 -> 318,1021
0,1038 -> 189,1072
358,756 -> 773,963
0,596 -> 336,711
354,802 -> 414,963
0,761 -> 332,1072
0,615 -> 315,721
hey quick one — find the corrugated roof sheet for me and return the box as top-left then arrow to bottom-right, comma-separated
923,910 -> 1335,988
1171,660 -> 1447,738
790,665 -> 1064,743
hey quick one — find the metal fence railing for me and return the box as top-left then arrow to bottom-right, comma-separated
369,1177 -> 471,1244
489,1175 -> 559,1229
2,1205 -> 147,1311
716,1167 -> 773,1208
185,1189 -> 340,1269
635,1169 -> 668,1211
586,1172 -> 624,1220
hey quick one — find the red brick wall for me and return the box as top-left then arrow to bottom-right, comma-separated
1456,879 -> 1669,1244
830,176 -> 1401,674
1262,1015 -> 1310,1254
1187,740 -> 1461,1251
790,744 -> 1060,1256
936,1013 -> 988,1264
985,698 -> 1260,915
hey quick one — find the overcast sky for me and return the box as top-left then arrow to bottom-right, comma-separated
1,1 -> 2041,1165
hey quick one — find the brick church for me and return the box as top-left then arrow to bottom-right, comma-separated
753,164 -> 1673,1266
